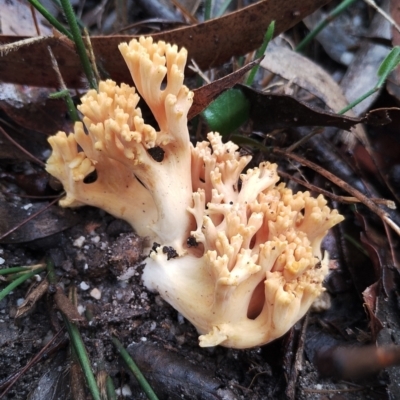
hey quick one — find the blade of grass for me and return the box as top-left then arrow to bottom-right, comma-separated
376,46 -> 400,87
246,21 -> 275,86
288,46 -> 400,151
339,46 -> 400,114
59,0 -> 97,89
63,317 -> 101,400
0,267 -> 46,302
296,0 -> 358,52
111,336 -> 159,400
47,258 -> 101,400
0,264 -> 45,276
204,0 -> 212,20
106,376 -> 117,400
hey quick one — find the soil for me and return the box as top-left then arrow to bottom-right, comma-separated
0,201 -> 391,399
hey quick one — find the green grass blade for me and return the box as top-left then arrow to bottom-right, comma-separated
106,376 -> 117,400
59,0 -> 97,89
111,336 -> 159,400
0,268 -> 45,302
296,0 -> 357,52
46,258 -> 101,400
0,264 -> 45,276
377,46 -> 400,88
204,0 -> 212,20
246,21 -> 275,86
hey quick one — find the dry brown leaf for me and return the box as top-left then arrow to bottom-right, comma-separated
0,0 -> 52,36
15,279 -> 49,319
260,42 -> 367,148
238,84 -> 361,131
0,195 -> 80,244
0,0 -> 331,87
0,85 -> 69,134
54,286 -> 86,324
261,43 -> 350,113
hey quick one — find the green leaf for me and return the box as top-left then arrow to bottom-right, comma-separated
201,88 -> 250,135
377,46 -> 400,88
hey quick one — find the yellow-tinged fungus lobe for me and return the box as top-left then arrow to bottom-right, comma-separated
46,36 -> 344,349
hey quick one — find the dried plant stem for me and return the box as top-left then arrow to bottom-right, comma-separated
27,0 -> 73,39
285,127 -> 324,153
0,37 -> 47,56
278,170 -> 395,208
29,4 -> 41,35
0,125 -> 45,167
0,195 -> 63,242
274,148 -> 400,237
48,46 -> 80,122
0,329 -> 64,398
83,29 -> 101,84
363,0 -> 400,34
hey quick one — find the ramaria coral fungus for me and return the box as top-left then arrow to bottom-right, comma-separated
46,36 -> 344,349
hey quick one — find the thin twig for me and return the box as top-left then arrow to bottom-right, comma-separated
285,127 -> 324,153
363,0 -> 400,34
170,0 -> 198,23
0,329 -> 65,399
278,170 -> 396,208
29,4 -> 41,35
0,195 -> 63,242
26,0 -> 73,39
48,46 -> 80,122
188,59 -> 211,83
274,148 -> 400,237
0,125 -> 45,167
83,29 -> 101,84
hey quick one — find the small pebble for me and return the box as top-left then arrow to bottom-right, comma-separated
77,305 -> 86,315
115,384 -> 132,397
90,288 -> 101,300
91,235 -> 101,243
73,236 -> 86,248
80,281 -> 90,291
16,298 -> 25,306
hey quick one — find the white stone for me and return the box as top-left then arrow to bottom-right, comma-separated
73,236 -> 86,248
90,288 -> 101,300
80,281 -> 90,291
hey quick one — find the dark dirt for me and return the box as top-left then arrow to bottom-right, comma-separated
0,195 -> 391,400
